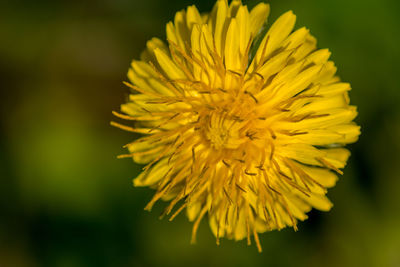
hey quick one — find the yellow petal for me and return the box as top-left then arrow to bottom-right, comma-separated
280,106 -> 358,130
314,61 -> 337,84
290,126 -> 360,146
299,94 -> 350,114
279,143 -> 324,166
307,48 -> 331,64
209,213 -> 226,238
250,11 -> 296,70
128,60 -> 173,96
228,0 -> 242,17
282,27 -> 309,50
324,148 -> 351,169
187,201 -> 202,221
154,48 -> 186,80
224,18 -> 241,72
291,34 -> 317,61
233,207 -> 247,240
320,82 -> 351,96
235,5 -> 250,58
140,37 -> 168,63
133,158 -> 169,187
302,193 -> 333,211
276,64 -> 323,102
256,49 -> 293,82
186,5 -> 203,31
328,123 -> 361,144
249,2 -> 270,36
299,164 -> 338,188
211,0 -> 229,57
199,25 -> 219,86
174,10 -> 190,50
166,21 -> 179,47
285,196 -> 309,220
190,24 -> 203,82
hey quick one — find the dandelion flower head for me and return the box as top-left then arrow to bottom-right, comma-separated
112,0 -> 360,252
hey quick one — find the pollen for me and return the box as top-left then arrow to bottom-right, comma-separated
113,0 -> 360,252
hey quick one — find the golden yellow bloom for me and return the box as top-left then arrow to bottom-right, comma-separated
112,0 -> 360,252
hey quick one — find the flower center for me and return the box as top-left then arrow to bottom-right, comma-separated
204,111 -> 246,150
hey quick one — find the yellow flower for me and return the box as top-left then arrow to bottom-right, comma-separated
112,0 -> 360,252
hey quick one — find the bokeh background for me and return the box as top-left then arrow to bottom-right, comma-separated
1,0 -> 400,266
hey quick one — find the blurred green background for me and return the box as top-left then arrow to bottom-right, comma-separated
1,0 -> 400,266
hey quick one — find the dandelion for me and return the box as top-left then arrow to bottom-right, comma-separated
112,0 -> 360,252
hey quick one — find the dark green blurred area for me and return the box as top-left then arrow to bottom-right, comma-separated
1,0 -> 400,266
